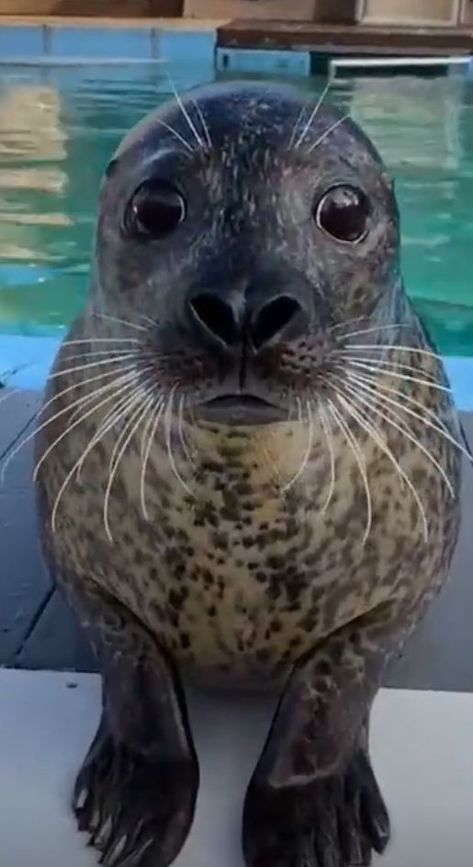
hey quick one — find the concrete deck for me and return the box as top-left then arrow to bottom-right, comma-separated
0,387 -> 471,690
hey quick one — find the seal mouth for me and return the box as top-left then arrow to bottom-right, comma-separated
195,394 -> 287,426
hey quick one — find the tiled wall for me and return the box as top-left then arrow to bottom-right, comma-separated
0,21 -> 216,62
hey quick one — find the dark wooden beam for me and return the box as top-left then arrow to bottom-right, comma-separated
217,20 -> 473,56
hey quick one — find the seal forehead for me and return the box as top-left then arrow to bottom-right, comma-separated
111,81 -> 384,176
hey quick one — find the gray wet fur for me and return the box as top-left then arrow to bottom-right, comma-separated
35,81 -> 463,867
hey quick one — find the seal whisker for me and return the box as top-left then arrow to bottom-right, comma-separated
340,368 -> 472,467
40,362 -> 139,418
140,397 -> 166,522
164,385 -> 195,498
190,98 -> 212,149
335,353 -> 437,382
61,338 -> 141,347
103,390 -> 156,542
166,74 -> 204,150
337,324 -> 411,341
293,81 -> 332,150
77,384 -> 148,480
331,373 -> 455,497
337,343 -> 443,362
33,371 -> 145,484
318,399 -> 336,514
342,358 -> 451,392
108,388 -> 154,475
342,367 -> 449,432
308,114 -> 350,155
281,398 -> 315,493
326,398 -> 372,545
177,393 -> 197,467
335,390 -> 429,543
2,368 -> 139,485
49,381 -> 144,531
92,312 -> 149,333
48,353 -> 138,379
328,316 -> 369,333
154,118 -> 195,154
55,349 -> 139,364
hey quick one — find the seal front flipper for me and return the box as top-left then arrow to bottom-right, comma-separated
66,581 -> 199,867
242,603 -> 411,867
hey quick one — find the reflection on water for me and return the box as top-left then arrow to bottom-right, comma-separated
0,65 -> 472,354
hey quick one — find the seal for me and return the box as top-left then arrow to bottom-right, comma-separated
34,80 -> 465,867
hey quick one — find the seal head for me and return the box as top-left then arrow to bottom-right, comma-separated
94,81 -> 400,427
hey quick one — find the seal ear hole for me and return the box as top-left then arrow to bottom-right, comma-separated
124,179 -> 186,240
314,185 -> 371,244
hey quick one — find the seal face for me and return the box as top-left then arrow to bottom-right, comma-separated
35,81 -> 463,867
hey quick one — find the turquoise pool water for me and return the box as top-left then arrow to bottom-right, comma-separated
0,64 -> 472,356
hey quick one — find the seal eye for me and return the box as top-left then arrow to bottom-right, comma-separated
315,185 -> 370,244
125,180 -> 185,240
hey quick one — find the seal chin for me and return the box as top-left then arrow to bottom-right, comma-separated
195,394 -> 287,426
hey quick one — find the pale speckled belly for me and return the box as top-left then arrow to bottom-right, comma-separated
40,408 -> 460,687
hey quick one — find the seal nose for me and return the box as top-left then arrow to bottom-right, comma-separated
188,292 -> 305,352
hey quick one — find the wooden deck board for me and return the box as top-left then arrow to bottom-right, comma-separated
217,20 -> 473,55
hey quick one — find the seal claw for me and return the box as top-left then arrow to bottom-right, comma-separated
243,749 -> 390,867
73,716 -> 198,867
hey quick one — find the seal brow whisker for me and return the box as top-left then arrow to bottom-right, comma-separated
308,114 -> 350,154
326,397 -> 372,545
166,74 -> 204,150
103,390 -> 156,542
331,373 -> 455,497
191,98 -> 212,149
343,359 -> 451,393
281,397 -> 315,493
164,384 -> 194,498
154,118 -> 195,154
334,389 -> 429,543
2,368 -> 138,485
33,371 -> 145,483
318,399 -> 336,514
49,380 -> 142,531
293,80 -> 331,149
342,368 -> 472,466
140,397 -> 166,522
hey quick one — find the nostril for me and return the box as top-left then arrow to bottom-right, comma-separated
251,295 -> 303,351
189,293 -> 240,347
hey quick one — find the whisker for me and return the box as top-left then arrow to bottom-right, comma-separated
293,80 -> 331,149
40,362 -> 139,418
77,384 -> 146,479
331,373 -> 454,497
166,74 -> 204,149
318,399 -> 336,514
164,385 -> 194,497
154,117 -> 195,154
49,380 -> 143,532
281,398 -> 315,493
108,388 -> 152,475
328,315 -> 368,333
335,390 -> 429,543
61,338 -> 141,347
308,114 -> 350,154
103,391 -> 155,542
48,354 -> 137,379
2,368 -> 139,484
55,349 -> 137,364
191,98 -> 212,149
326,397 -> 372,545
92,312 -> 149,333
337,324 -> 412,341
342,358 -> 451,392
335,353 -> 437,382
140,397 -> 166,522
338,343 -> 443,362
341,368 -> 472,465
177,393 -> 196,467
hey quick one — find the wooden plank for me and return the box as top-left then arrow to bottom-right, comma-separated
0,0 -> 184,16
217,19 -> 473,54
184,0 -> 316,22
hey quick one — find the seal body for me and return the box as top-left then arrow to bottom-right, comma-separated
35,81 -> 463,867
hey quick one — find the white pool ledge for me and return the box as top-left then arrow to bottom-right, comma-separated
0,670 -> 472,867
